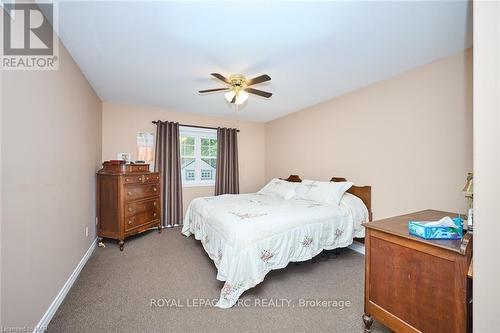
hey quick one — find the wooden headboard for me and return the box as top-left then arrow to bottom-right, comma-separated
282,174 -> 373,221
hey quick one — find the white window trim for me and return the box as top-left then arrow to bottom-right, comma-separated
180,126 -> 217,187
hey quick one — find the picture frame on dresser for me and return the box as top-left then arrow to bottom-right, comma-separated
96,161 -> 162,251
116,152 -> 132,163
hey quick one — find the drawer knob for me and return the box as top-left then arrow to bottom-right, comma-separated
127,191 -> 132,196
128,207 -> 132,212
128,220 -> 133,225
153,202 -> 157,206
125,178 -> 129,182
156,176 -> 159,180
153,213 -> 157,217
153,187 -> 157,192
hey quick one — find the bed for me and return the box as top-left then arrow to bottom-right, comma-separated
181,175 -> 372,308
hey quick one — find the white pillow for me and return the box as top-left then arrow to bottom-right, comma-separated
258,178 -> 297,200
295,180 -> 353,206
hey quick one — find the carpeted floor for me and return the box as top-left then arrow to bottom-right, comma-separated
48,229 -> 390,333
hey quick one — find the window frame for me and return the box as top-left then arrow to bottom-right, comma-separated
179,126 -> 217,187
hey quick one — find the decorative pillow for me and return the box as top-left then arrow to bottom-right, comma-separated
258,178 -> 298,200
295,180 -> 353,206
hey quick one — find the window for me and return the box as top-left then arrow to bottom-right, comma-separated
186,170 -> 195,181
201,170 -> 213,180
136,132 -> 154,162
180,127 -> 217,186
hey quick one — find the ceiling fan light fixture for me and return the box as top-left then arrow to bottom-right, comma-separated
224,89 -> 248,105
224,90 -> 236,103
236,90 -> 249,105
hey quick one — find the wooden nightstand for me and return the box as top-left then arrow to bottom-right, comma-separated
363,209 -> 472,333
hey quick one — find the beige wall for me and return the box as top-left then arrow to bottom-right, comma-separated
266,49 -> 473,219
473,2 -> 500,331
102,103 -> 266,212
1,42 -> 102,327
0,63 -> 3,327
0,17 -> 477,329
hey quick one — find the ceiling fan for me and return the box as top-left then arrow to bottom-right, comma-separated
199,73 -> 272,105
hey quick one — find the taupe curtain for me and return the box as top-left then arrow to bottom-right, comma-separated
215,127 -> 239,195
154,121 -> 183,227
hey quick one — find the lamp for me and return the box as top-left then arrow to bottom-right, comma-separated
225,89 -> 249,105
462,172 -> 473,232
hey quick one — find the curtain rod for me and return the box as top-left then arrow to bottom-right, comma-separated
152,121 -> 240,132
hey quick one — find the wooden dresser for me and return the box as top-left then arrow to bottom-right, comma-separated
97,162 -> 162,251
363,210 -> 472,333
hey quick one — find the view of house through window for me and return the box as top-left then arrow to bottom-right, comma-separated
180,127 -> 217,186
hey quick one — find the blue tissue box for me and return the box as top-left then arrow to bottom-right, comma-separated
408,217 -> 463,240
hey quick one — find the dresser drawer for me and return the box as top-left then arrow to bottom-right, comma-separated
125,198 -> 159,217
125,210 -> 159,231
129,164 -> 149,173
124,174 -> 146,184
123,173 -> 160,185
124,184 -> 159,201
143,173 -> 160,184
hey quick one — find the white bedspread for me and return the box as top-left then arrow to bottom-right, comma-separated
181,192 -> 368,308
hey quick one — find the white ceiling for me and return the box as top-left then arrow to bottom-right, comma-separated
53,1 -> 471,122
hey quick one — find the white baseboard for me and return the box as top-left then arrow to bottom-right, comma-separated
34,238 -> 97,332
348,241 -> 365,255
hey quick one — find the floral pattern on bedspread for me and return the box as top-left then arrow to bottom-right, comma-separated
181,192 -> 368,308
221,282 -> 244,301
301,236 -> 314,247
216,249 -> 223,265
335,229 -> 344,238
229,212 -> 268,220
260,250 -> 275,263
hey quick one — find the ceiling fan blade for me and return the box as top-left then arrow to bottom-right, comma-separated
231,95 -> 236,103
246,74 -> 271,86
210,73 -> 231,84
246,88 -> 272,98
198,88 -> 230,93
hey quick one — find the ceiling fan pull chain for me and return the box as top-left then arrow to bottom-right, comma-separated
236,107 -> 241,130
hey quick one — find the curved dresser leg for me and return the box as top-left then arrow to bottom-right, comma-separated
158,224 -> 162,233
363,313 -> 373,333
118,240 -> 124,251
